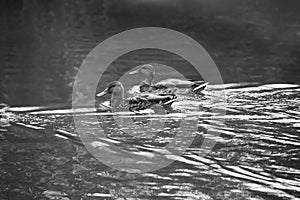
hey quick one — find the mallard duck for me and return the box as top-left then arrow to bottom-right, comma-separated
128,64 -> 209,94
96,81 -> 177,112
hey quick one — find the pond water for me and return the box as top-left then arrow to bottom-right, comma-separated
0,0 -> 300,199
1,84 -> 300,199
1,0 -> 300,106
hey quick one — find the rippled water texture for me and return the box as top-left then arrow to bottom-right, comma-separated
1,84 -> 300,199
1,0 -> 300,199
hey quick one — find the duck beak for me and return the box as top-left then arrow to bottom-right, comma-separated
96,88 -> 108,97
129,69 -> 139,75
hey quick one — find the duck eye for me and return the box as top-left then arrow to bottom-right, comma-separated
108,85 -> 115,93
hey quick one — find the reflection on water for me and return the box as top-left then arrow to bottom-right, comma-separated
1,84 -> 300,199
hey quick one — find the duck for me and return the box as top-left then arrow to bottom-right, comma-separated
128,64 -> 209,94
96,81 -> 177,113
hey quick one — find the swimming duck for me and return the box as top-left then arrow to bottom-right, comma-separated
128,64 -> 209,94
96,81 -> 177,112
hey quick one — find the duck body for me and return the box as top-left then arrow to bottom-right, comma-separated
141,79 -> 208,93
128,93 -> 177,111
129,64 -> 208,94
96,81 -> 177,113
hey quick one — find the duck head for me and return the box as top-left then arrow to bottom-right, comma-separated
129,64 -> 154,79
129,64 -> 155,91
96,81 -> 124,107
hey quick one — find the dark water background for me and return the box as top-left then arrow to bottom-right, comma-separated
0,0 -> 300,106
0,1 -> 300,200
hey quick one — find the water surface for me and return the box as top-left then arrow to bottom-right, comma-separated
1,83 -> 300,199
0,1 -> 300,199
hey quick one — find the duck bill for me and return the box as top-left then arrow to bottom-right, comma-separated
96,88 -> 108,97
129,69 -> 139,75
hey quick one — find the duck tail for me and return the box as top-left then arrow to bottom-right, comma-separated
163,94 -> 177,105
189,80 -> 205,85
191,81 -> 209,93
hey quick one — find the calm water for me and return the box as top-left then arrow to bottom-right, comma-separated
1,0 -> 300,106
1,0 -> 300,199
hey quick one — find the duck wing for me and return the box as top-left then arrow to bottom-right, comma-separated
139,93 -> 177,103
128,96 -> 154,111
128,93 -> 177,111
